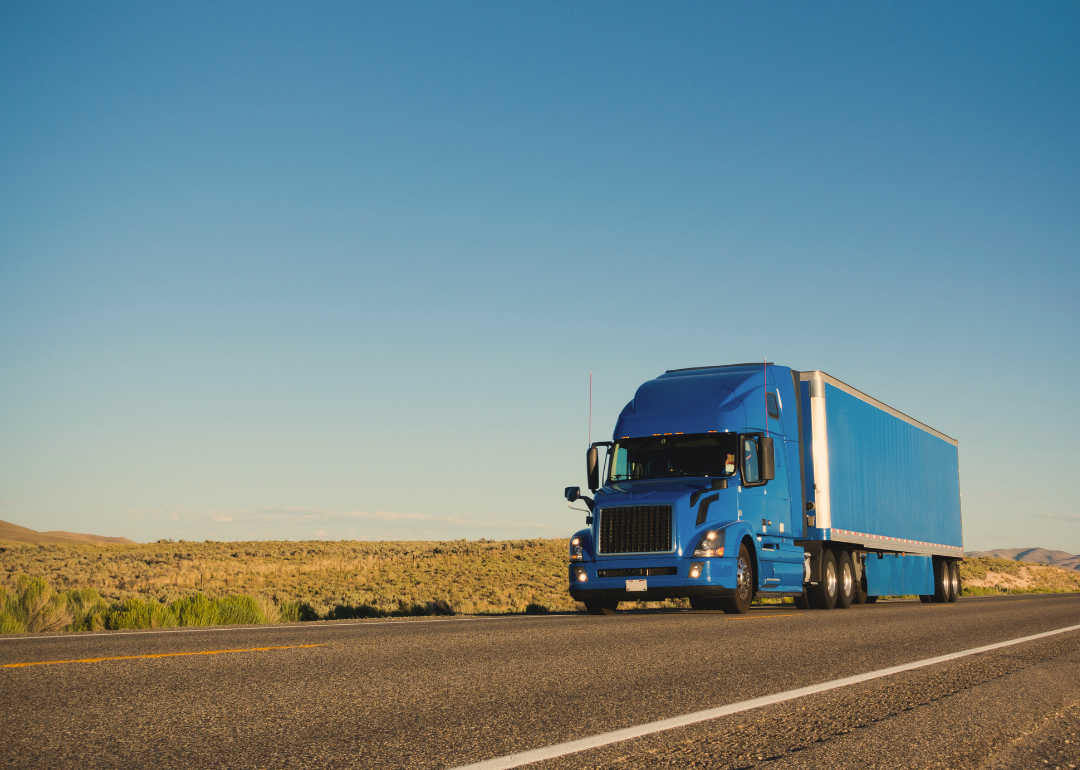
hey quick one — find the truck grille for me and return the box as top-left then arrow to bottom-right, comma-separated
598,506 -> 673,554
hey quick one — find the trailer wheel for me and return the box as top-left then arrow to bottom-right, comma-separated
719,543 -> 754,614
865,595 -> 878,604
793,590 -> 811,610
949,561 -> 961,602
933,559 -> 951,603
836,551 -> 855,608
853,567 -> 868,605
585,600 -> 619,616
919,595 -> 933,603
811,550 -> 839,609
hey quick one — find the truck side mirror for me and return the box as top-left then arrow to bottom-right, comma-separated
587,446 -> 600,492
564,486 -> 580,502
760,436 -> 775,481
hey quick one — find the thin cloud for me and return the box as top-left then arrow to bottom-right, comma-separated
1028,512 -> 1080,523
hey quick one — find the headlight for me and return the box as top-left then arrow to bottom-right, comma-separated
573,566 -> 588,582
569,536 -> 583,562
689,561 -> 705,578
692,529 -> 725,558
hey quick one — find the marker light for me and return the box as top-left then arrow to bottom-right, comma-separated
689,561 -> 705,579
693,529 -> 725,558
569,537 -> 583,562
573,566 -> 588,582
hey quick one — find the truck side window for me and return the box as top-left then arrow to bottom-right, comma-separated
742,436 -> 760,484
766,392 -> 780,420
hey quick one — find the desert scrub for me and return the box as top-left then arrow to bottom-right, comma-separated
0,538 -> 578,615
959,557 -> 1080,595
0,575 -> 302,633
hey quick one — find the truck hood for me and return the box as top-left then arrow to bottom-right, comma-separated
595,479 -> 738,524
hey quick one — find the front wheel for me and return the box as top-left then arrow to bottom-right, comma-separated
719,543 -> 754,614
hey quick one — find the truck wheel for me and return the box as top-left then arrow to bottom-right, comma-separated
865,595 -> 878,604
793,590 -> 811,610
811,550 -> 839,609
933,559 -> 951,603
949,561 -> 961,602
719,543 -> 754,614
585,600 -> 619,616
853,565 -> 868,605
920,595 -> 933,603
836,551 -> 855,608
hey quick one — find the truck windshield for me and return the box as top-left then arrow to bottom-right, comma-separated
608,433 -> 738,482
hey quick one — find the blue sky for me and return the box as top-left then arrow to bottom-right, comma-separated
1,2 -> 1077,550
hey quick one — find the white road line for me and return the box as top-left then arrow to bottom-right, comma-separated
0,612 -> 576,643
451,622 -> 1080,770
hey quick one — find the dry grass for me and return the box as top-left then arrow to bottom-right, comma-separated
0,538 -> 580,618
959,557 -> 1080,594
2,542 -> 1076,634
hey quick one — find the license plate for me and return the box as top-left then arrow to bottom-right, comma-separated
626,579 -> 647,592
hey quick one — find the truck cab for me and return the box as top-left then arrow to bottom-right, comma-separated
565,363 -> 806,615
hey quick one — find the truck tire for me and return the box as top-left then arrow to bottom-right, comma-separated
865,595 -> 878,604
793,590 -> 811,610
811,550 -> 839,609
949,561 -> 961,602
933,559 -> 951,603
719,543 -> 754,615
853,564 -> 868,605
585,600 -> 619,616
836,551 -> 855,608
920,595 -> 933,603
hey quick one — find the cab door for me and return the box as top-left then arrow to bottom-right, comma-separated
741,432 -> 802,592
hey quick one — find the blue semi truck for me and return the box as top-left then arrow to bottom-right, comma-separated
564,363 -> 963,615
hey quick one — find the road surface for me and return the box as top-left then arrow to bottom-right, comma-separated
2,594 -> 1079,769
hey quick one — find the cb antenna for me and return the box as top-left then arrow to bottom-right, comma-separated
588,372 -> 592,447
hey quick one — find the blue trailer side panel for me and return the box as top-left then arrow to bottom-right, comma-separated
825,383 -> 962,549
864,553 -> 934,596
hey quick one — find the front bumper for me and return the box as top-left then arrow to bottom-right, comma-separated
568,556 -> 738,602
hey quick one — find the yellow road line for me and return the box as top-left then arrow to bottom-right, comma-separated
1,643 -> 324,669
732,612 -> 803,620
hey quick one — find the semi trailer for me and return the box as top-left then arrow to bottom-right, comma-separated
564,363 -> 963,615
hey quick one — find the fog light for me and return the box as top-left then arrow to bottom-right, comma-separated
689,561 -> 705,579
569,536 -> 583,562
573,566 -> 588,582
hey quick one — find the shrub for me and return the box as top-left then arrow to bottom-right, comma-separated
277,601 -> 300,623
524,602 -> 550,614
5,576 -> 72,633
64,587 -> 109,632
170,594 -> 220,626
106,598 -> 179,630
216,595 -> 266,625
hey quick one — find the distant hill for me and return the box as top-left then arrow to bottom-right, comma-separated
0,519 -> 136,545
965,547 -> 1080,572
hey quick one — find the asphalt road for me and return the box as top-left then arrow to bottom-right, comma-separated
2,594 -> 1079,769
